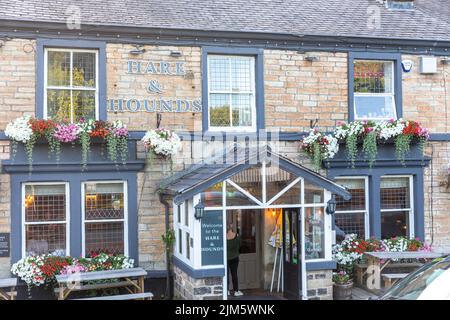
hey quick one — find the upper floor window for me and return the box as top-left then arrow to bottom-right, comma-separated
207,55 -> 256,131
353,60 -> 397,120
44,48 -> 98,122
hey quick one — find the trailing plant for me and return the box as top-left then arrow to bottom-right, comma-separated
302,119 -> 430,169
301,128 -> 338,171
362,130 -> 378,168
141,128 -> 181,172
5,116 -> 130,172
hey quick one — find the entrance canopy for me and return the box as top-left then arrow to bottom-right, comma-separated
160,146 -> 351,205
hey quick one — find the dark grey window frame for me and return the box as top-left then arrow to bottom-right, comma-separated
348,51 -> 403,122
328,168 -> 424,241
201,46 -> 265,134
10,172 -> 139,263
36,39 -> 107,120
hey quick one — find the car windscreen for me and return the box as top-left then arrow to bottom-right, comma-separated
381,258 -> 450,300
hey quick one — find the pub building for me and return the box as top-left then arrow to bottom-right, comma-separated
0,0 -> 449,300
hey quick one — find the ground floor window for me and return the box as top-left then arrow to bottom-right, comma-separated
23,183 -> 69,256
82,181 -> 127,256
380,176 -> 414,239
334,177 -> 369,241
174,200 -> 193,263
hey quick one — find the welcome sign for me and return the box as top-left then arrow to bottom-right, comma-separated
108,60 -> 202,113
201,211 -> 224,266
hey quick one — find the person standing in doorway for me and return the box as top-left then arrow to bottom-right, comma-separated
227,223 -> 243,297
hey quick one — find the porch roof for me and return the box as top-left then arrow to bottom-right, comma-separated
160,146 -> 351,205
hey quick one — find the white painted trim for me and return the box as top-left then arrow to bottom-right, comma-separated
207,54 -> 257,132
222,180 -> 227,301
225,178 -> 263,206
266,177 -> 302,205
43,47 -> 99,122
21,182 -> 70,258
81,180 -> 128,257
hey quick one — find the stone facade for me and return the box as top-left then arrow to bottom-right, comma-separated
173,265 -> 223,300
307,270 -> 333,300
0,37 -> 449,297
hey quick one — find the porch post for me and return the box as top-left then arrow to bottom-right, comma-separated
300,208 -> 307,300
222,181 -> 227,300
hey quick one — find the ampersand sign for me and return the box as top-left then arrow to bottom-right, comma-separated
147,80 -> 163,94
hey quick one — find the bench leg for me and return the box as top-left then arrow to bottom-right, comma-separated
383,279 -> 392,289
366,257 -> 381,291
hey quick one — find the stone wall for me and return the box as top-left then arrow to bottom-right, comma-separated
173,265 -> 223,300
307,270 -> 333,300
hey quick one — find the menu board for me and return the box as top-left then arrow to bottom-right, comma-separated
0,233 -> 10,257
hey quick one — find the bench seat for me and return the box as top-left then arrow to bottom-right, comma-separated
75,292 -> 153,300
382,273 -> 409,289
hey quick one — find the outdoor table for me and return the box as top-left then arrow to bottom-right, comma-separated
364,251 -> 443,290
55,267 -> 147,300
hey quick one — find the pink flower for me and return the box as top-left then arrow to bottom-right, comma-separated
53,123 -> 79,143
113,127 -> 128,137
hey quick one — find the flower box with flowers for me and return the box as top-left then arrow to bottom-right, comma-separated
302,119 -> 430,170
5,116 -> 132,171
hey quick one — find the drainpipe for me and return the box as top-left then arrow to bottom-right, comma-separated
159,192 -> 172,299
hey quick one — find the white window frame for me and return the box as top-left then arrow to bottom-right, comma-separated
22,182 -> 70,258
207,54 -> 257,132
81,180 -> 128,257
174,200 -> 194,265
353,59 -> 397,121
380,175 -> 415,239
44,48 -> 99,122
334,176 -> 370,239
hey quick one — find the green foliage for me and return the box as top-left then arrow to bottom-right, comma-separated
345,134 -> 358,168
312,141 -> 323,171
362,131 -> 378,168
162,229 -> 176,252
395,134 -> 412,165
79,131 -> 91,170
25,134 -> 37,174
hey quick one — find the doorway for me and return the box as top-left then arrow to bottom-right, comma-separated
227,209 -> 261,290
282,208 -> 301,300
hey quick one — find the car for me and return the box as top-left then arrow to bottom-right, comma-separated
378,255 -> 450,300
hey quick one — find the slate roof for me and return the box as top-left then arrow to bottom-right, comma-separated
0,0 -> 449,41
161,146 -> 351,204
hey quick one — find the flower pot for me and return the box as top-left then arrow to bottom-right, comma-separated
333,281 -> 353,300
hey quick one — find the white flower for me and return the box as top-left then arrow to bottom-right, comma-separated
5,115 -> 33,143
142,129 -> 181,157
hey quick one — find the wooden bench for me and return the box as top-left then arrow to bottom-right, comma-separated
382,273 -> 409,289
75,292 -> 153,300
0,278 -> 17,300
55,268 -> 151,300
355,262 -> 421,287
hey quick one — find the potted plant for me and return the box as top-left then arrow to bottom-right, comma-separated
332,270 -> 353,300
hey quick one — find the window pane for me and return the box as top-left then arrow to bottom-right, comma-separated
47,51 -> 70,87
85,222 -> 124,256
226,183 -> 258,206
177,205 -> 181,223
201,182 -> 223,207
85,182 -> 124,220
354,95 -> 396,120
265,164 -> 297,202
209,94 -> 230,127
209,57 -> 230,91
354,61 -> 393,93
73,90 -> 96,122
304,182 -> 324,204
72,52 -> 96,87
231,94 -> 252,127
272,181 -> 301,205
26,224 -> 66,256
184,201 -> 189,227
229,164 -> 263,202
25,184 -> 66,222
47,89 -> 71,122
185,232 -> 190,260
284,211 -> 291,262
335,212 -> 366,241
335,179 -> 366,211
178,229 -> 182,255
305,207 -> 325,259
381,177 -> 410,209
381,211 -> 408,238
231,58 -> 252,92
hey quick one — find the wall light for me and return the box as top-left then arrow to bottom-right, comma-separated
129,45 -> 146,55
194,200 -> 205,220
326,194 -> 337,215
170,50 -> 182,57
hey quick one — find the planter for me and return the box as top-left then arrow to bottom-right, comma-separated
333,281 -> 353,300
